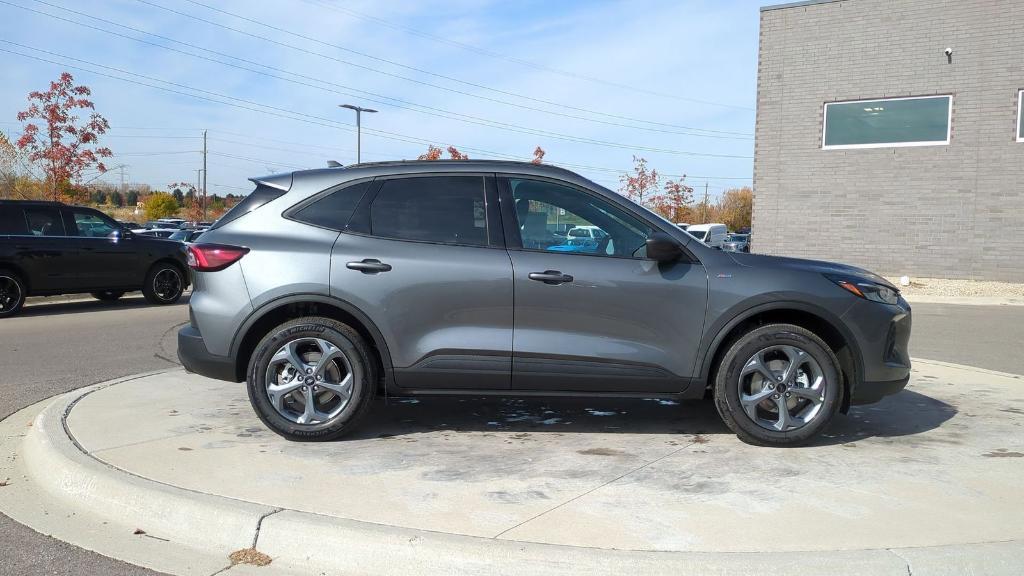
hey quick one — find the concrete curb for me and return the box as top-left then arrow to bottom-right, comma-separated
914,357 -> 1023,380
3,366 -> 1024,575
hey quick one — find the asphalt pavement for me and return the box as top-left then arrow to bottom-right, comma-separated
0,296 -> 1021,575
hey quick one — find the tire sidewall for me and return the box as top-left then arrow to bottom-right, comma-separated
247,321 -> 371,440
0,271 -> 25,317
716,326 -> 841,446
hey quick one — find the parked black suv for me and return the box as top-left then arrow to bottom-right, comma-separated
0,200 -> 189,316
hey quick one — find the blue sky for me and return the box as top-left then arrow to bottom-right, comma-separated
1,0 -> 763,198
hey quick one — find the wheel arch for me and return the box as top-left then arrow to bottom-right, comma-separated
698,301 -> 862,413
0,262 -> 30,292
230,294 -> 394,390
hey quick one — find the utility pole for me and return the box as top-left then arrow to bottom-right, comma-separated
119,165 -> 126,196
700,181 -> 709,222
202,130 -> 208,221
338,104 -> 378,163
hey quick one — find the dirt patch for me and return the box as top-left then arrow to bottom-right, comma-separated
230,548 -> 273,567
577,447 -> 625,456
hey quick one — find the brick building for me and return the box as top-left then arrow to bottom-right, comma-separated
754,0 -> 1024,281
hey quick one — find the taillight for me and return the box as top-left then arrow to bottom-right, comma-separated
187,244 -> 250,272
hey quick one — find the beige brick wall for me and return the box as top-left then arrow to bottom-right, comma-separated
754,0 -> 1024,281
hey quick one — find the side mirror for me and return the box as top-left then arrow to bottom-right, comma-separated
113,228 -> 133,240
646,232 -> 683,263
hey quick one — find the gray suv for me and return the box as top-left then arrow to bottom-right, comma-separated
178,160 -> 911,446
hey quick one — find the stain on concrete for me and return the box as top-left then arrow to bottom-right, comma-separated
577,447 -> 625,456
982,449 -> 1024,458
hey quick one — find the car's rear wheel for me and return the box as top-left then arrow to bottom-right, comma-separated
714,323 -> 842,447
247,317 -> 376,441
142,263 -> 184,305
0,271 -> 25,318
91,290 -> 125,301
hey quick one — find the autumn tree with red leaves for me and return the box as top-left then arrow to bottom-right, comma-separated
619,156 -> 660,205
16,72 -> 113,201
531,146 -> 545,164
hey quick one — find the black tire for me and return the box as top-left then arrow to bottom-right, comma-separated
713,323 -> 842,447
0,270 -> 26,318
142,262 -> 184,305
91,290 -> 125,301
247,317 -> 377,441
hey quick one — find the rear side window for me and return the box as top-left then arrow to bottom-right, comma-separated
291,181 -> 372,230
369,176 -> 487,246
0,207 -> 28,234
24,207 -> 65,236
210,184 -> 286,230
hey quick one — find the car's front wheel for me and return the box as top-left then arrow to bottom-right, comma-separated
247,317 -> 376,441
0,271 -> 26,318
714,323 -> 842,447
142,263 -> 184,305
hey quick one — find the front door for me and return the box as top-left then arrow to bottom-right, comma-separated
500,176 -> 708,393
64,208 -> 139,289
328,174 -> 513,390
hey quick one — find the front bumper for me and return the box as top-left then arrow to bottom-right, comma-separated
842,296 -> 912,405
177,325 -> 239,382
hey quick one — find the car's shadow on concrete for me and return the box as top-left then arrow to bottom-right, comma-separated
20,293 -> 191,318
349,389 -> 956,447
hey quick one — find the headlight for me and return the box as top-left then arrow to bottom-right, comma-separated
825,274 -> 900,305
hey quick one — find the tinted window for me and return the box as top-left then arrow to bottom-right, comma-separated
292,181 -> 372,230
0,207 -> 28,234
823,96 -> 951,148
210,184 -> 287,230
509,178 -> 652,258
24,207 -> 65,236
70,210 -> 117,237
168,230 -> 190,241
370,176 -> 487,246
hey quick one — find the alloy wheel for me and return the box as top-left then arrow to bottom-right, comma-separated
737,345 -> 826,432
153,268 -> 182,301
0,275 -> 21,313
264,337 -> 355,425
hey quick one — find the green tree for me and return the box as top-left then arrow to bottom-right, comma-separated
126,189 -> 139,206
172,187 -> 184,207
109,190 -> 123,207
144,193 -> 179,220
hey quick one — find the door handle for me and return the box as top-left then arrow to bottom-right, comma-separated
346,259 -> 392,274
528,270 -> 573,285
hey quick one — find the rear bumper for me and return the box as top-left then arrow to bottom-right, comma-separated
177,325 -> 239,382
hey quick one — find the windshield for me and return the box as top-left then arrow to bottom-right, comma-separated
168,230 -> 189,241
568,228 -> 590,237
688,230 -> 707,240
727,234 -> 748,242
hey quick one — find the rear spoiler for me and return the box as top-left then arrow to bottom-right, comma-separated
248,172 -> 293,192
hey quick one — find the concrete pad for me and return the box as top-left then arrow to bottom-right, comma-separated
2,359 -> 1022,575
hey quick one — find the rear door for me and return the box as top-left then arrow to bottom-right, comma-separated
326,174 -> 514,390
11,206 -> 79,292
64,207 -> 139,288
499,176 -> 708,393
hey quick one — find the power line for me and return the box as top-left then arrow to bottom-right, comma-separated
0,40 -> 750,161
298,0 -> 752,110
131,0 -> 753,135
15,0 -> 752,142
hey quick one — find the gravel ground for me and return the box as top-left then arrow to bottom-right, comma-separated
885,277 -> 1024,298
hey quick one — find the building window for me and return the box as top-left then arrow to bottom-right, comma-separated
1017,90 -> 1023,143
822,95 -> 952,149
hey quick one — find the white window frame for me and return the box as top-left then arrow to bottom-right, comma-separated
822,94 -> 953,150
1016,90 -> 1023,143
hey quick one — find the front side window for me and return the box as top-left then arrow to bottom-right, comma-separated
24,207 -> 65,236
508,178 -> 652,259
369,176 -> 488,246
70,210 -> 117,237
823,95 -> 952,149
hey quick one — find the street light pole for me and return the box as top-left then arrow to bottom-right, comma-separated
338,104 -> 378,164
